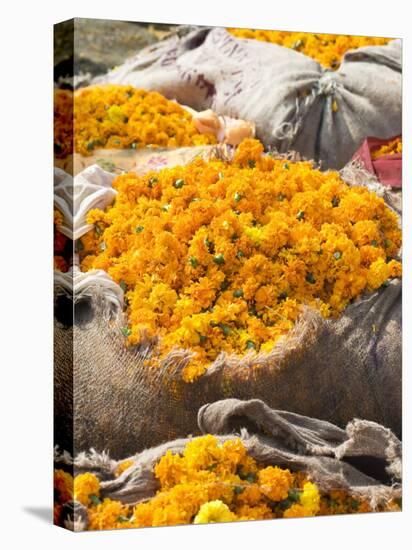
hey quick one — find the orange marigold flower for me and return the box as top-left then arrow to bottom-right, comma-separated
54,89 -> 73,158
236,503 -> 273,520
72,435 -> 391,529
371,137 -> 402,160
54,469 -> 73,503
73,85 -> 216,156
73,472 -> 100,506
258,466 -> 293,502
81,139 -> 401,380
227,29 -> 391,70
88,498 -> 131,530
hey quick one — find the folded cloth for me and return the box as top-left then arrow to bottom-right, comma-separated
58,398 -> 401,510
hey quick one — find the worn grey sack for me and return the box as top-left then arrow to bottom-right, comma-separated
55,397 -> 401,530
94,27 -> 401,169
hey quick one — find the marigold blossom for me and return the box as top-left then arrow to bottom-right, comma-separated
80,139 -> 402,381
73,472 -> 100,506
227,29 -> 391,70
194,500 -> 237,523
73,85 -> 216,156
54,435 -> 400,529
371,137 -> 402,160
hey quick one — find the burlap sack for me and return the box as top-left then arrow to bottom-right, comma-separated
54,271 -> 401,459
94,27 -> 401,169
54,158 -> 402,459
55,398 -> 401,530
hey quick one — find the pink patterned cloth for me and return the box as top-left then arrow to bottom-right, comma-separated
352,136 -> 402,188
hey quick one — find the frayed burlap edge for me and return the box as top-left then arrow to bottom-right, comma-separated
55,398 -> 401,516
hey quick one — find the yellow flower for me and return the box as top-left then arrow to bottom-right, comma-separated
283,503 -> 310,518
81,139 -> 401,380
154,450 -> 187,489
227,29 -> 391,70
54,469 -> 73,503
182,361 -> 208,383
236,503 -> 273,520
233,138 -> 264,166
107,104 -> 126,124
388,259 -> 402,278
183,434 -> 224,471
54,209 -> 63,226
73,473 -> 100,506
73,85 -> 216,156
64,435 -> 396,530
283,481 -> 320,518
194,500 -> 237,524
54,89 -> 73,158
300,481 -> 320,515
258,466 -> 293,502
371,137 -> 402,159
235,484 -> 262,506
88,499 -> 131,530
244,225 -> 263,244
367,257 -> 391,290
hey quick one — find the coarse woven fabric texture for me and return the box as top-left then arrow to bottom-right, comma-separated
54,275 -> 401,459
94,27 -> 401,170
55,397 -> 401,531
54,158 -> 402,458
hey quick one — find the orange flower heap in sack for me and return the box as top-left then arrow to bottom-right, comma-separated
53,435 -> 400,530
54,209 -> 69,272
227,29 -> 391,70
81,139 -> 401,382
371,137 -> 402,160
54,89 -> 73,158
74,85 -> 216,156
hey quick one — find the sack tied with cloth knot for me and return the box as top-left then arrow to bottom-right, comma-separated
95,27 -> 401,170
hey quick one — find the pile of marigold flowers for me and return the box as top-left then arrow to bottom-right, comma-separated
79,139 -> 402,382
227,29 -> 391,70
73,85 -> 216,156
371,137 -> 402,160
54,210 -> 70,272
54,89 -> 73,159
54,435 -> 400,530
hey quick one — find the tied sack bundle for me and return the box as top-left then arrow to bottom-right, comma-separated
94,27 -> 401,170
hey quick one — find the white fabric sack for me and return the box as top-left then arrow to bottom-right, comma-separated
54,165 -> 117,240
